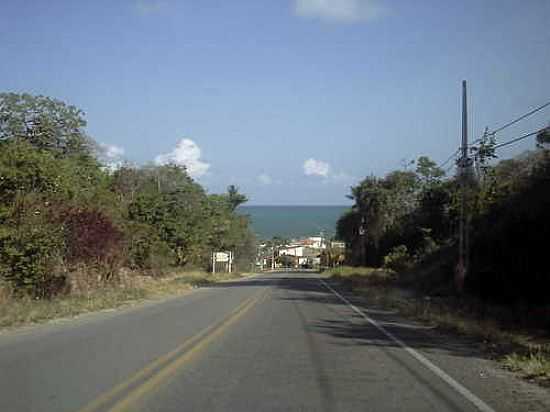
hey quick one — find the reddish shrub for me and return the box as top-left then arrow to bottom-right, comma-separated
64,208 -> 123,267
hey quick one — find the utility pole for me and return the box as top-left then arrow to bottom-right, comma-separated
457,80 -> 471,293
359,215 -> 366,266
156,171 -> 161,193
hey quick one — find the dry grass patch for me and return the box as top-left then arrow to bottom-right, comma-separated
0,270 -> 246,330
0,280 -> 11,305
136,270 -> 244,297
0,286 -> 147,329
503,351 -> 550,382
326,266 -> 396,287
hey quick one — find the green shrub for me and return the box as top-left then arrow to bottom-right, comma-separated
125,223 -> 174,274
0,221 -> 66,298
0,93 -> 257,296
0,140 -> 71,205
413,229 -> 440,262
147,241 -> 176,275
383,245 -> 413,272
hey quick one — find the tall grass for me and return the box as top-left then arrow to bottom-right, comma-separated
0,270 -> 245,330
325,266 -> 396,287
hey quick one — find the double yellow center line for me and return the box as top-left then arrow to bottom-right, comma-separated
79,288 -> 268,412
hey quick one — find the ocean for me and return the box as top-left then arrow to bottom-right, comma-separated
238,205 -> 350,240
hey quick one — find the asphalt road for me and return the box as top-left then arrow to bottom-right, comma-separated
1,272 -> 549,412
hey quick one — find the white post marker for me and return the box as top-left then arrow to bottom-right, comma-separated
319,279 -> 495,412
212,252 -> 216,274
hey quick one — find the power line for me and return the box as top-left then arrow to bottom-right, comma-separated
470,99 -> 550,145
444,162 -> 455,175
438,147 -> 460,169
434,100 -> 549,176
493,127 -> 548,150
489,100 -> 550,135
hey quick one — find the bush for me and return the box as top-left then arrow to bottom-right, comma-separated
0,222 -> 66,298
125,223 -> 174,274
64,208 -> 122,262
0,140 -> 71,205
0,93 -> 257,299
63,208 -> 124,280
413,229 -> 440,262
383,245 -> 413,272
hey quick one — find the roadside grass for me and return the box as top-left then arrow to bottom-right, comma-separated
328,266 -> 396,287
503,351 -> 550,381
325,266 -> 550,385
0,271 -> 246,330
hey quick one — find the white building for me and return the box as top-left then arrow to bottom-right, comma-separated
279,245 -> 305,257
308,236 -> 327,250
279,245 -> 320,267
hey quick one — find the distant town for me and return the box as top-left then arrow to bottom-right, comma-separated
257,235 -> 345,270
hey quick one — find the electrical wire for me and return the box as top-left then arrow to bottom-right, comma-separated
438,147 -> 460,169
444,162 -> 455,175
470,99 -> 550,145
428,101 -> 548,175
493,127 -> 548,150
490,100 -> 550,135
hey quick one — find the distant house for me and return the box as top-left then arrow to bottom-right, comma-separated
308,236 -> 327,250
279,245 -> 305,257
291,236 -> 327,250
279,245 -> 320,267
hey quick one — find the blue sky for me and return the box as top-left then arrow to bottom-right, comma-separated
1,0 -> 549,205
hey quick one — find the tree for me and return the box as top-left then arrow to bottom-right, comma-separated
0,92 -> 257,296
226,185 -> 248,210
416,156 -> 445,185
340,157 -> 449,266
536,126 -> 550,148
0,140 -> 70,205
0,93 -> 91,156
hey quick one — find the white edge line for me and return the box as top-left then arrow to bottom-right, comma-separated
319,279 -> 495,412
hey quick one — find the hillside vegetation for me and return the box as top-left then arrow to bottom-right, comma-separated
337,136 -> 550,307
0,92 -> 255,314
335,132 -> 550,382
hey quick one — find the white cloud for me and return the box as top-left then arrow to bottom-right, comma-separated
97,143 -> 125,173
155,138 -> 210,178
258,173 -> 273,185
293,0 -> 386,23
135,0 -> 165,15
99,143 -> 125,160
304,158 -> 330,177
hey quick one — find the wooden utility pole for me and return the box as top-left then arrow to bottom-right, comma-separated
457,80 -> 470,293
359,215 -> 366,266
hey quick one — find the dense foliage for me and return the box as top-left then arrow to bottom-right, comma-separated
338,142 -> 550,304
0,93 -> 255,297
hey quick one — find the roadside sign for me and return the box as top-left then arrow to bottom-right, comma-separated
212,251 -> 233,273
215,252 -> 230,262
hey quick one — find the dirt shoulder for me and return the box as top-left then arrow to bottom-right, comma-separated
325,266 -> 550,388
0,271 -> 251,332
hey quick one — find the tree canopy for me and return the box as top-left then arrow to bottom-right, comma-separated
0,93 -> 256,297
